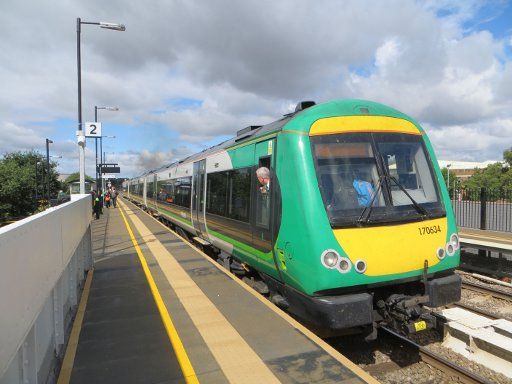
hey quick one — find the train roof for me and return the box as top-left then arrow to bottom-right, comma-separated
130,99 -> 416,179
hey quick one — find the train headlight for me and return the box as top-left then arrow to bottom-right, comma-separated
355,259 -> 367,273
436,247 -> 445,260
449,233 -> 460,250
446,242 -> 455,256
321,250 -> 339,269
337,257 -> 352,274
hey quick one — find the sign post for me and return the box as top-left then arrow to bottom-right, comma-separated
85,122 -> 102,137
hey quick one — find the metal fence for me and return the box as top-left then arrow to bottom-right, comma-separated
451,188 -> 512,232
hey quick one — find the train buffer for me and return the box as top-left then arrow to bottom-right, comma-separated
56,198 -> 379,383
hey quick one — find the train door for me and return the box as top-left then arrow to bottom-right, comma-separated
252,139 -> 278,255
192,159 -> 208,238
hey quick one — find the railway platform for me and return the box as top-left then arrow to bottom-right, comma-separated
458,228 -> 512,278
459,228 -> 512,254
57,198 -> 378,384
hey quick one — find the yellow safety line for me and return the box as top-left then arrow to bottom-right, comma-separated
57,269 -> 94,384
118,205 -> 199,384
121,198 -> 379,384
120,200 -> 281,384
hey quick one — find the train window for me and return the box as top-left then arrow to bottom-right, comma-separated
176,177 -> 192,207
157,180 -> 174,204
376,138 -> 438,206
147,181 -> 154,198
207,172 -> 228,216
312,132 -> 444,227
227,168 -> 251,223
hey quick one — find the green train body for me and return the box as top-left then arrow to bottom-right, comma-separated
125,100 -> 461,334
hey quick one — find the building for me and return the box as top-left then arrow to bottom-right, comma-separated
438,160 -> 502,180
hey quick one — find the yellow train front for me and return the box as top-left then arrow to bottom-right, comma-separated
272,100 -> 461,336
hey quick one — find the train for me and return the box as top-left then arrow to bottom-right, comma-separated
124,99 -> 461,337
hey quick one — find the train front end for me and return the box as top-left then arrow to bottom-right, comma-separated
275,100 -> 461,335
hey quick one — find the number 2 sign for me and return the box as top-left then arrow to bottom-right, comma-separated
85,122 -> 102,137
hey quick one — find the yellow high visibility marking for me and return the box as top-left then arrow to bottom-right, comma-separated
309,115 -> 422,136
414,321 -> 427,332
118,205 -> 199,384
334,218 -> 448,276
57,270 -> 94,384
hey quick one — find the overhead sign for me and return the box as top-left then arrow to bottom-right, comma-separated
101,166 -> 120,174
85,122 -> 102,137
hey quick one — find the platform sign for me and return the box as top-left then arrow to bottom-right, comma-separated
102,174 -> 116,179
101,166 -> 120,174
85,122 -> 102,137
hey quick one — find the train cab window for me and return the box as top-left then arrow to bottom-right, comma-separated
312,132 -> 444,227
255,157 -> 271,229
377,138 -> 438,206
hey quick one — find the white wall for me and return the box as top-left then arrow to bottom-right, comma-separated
0,195 -> 93,383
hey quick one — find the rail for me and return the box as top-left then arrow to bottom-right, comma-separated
379,326 -> 492,384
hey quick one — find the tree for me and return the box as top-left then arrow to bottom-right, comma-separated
0,151 -> 60,219
462,149 -> 511,192
504,148 -> 512,168
61,172 -> 94,194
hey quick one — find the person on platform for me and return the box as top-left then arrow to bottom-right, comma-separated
111,187 -> 118,208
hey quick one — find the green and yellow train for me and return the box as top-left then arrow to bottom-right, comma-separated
125,99 -> 461,336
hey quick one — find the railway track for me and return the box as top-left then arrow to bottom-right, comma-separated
379,326 -> 493,384
462,281 -> 512,301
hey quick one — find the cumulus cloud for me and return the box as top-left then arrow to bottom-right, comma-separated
1,0 -> 511,176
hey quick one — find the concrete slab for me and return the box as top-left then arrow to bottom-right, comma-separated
441,308 -> 512,378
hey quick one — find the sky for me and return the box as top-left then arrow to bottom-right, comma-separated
0,0 -> 511,178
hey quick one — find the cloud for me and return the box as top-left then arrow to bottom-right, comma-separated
1,0 -> 512,178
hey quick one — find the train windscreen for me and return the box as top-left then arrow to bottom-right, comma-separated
311,132 -> 445,227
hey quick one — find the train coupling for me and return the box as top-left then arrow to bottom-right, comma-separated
377,294 -> 437,335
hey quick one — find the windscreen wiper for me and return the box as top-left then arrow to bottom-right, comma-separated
385,174 -> 431,218
356,175 -> 385,226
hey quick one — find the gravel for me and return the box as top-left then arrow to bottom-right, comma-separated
459,289 -> 512,320
427,342 -> 511,384
461,273 -> 512,296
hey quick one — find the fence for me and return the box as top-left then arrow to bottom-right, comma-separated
451,188 -> 512,232
0,195 -> 93,384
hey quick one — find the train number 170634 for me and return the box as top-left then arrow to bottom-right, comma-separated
418,225 -> 442,235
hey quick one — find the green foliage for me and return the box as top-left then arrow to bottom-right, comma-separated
504,148 -> 512,167
0,151 -> 60,219
462,150 -> 511,192
64,172 -> 94,184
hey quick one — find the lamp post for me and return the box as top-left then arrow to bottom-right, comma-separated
35,161 -> 41,200
46,139 -> 53,204
94,106 -> 119,191
77,18 -> 125,194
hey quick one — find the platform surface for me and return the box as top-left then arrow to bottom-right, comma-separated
60,198 -> 377,384
459,228 -> 512,253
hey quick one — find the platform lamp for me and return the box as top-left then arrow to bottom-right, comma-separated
94,106 -> 119,191
46,139 -> 53,203
35,161 -> 41,200
77,18 -> 125,194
